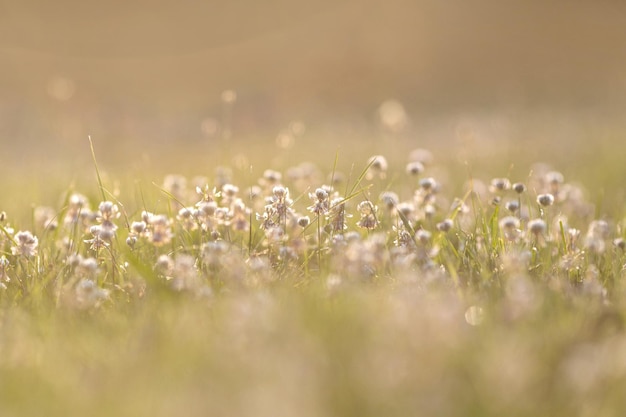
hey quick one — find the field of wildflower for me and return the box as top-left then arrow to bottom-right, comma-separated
1,121 -> 626,417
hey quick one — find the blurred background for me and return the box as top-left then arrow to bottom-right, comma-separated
1,0 -> 626,185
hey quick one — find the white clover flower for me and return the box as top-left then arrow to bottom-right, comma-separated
75,279 -> 109,309
527,219 -> 547,236
12,231 -> 38,258
536,193 -> 555,207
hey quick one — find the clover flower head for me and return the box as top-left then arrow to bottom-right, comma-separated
12,231 -> 38,258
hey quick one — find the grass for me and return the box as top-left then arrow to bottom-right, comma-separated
0,129 -> 626,417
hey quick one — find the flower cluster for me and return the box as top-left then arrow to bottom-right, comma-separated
0,149 -> 623,310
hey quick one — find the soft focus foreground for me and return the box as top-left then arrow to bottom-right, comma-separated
0,134 -> 626,416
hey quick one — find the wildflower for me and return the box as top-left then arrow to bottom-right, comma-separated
85,226 -> 110,251
97,201 -> 120,222
75,256 -> 98,278
527,219 -> 547,236
393,225 -> 415,247
584,220 -> 610,253
148,214 -> 173,247
567,228 -> 581,250
436,219 -> 454,232
126,236 -> 137,248
75,279 -> 109,309
297,216 -> 311,228
155,254 -> 174,275
12,231 -> 38,258
450,198 -> 470,215
423,204 -> 437,219
64,193 -> 94,230
419,177 -> 438,192
537,193 -> 555,207
264,226 -> 285,244
545,171 -> 564,193
34,206 -> 58,231
379,191 -> 399,211
308,187 -> 330,216
201,240 -> 231,269
396,202 -> 416,223
489,177 -> 511,193
260,169 -> 282,188
406,161 -> 425,176
366,155 -> 388,179
327,198 -> 350,233
0,256 -> 10,285
258,186 -> 293,230
415,229 -> 432,245
513,182 -> 526,194
221,184 -> 239,206
356,201 -> 379,230
499,216 -> 521,241
170,254 -> 200,291
131,221 -> 147,235
177,207 -> 198,231
163,174 -> 187,203
505,200 -> 520,213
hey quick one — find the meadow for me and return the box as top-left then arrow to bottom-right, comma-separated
0,114 -> 626,417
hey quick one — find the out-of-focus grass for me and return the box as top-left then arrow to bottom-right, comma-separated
1,285 -> 625,417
